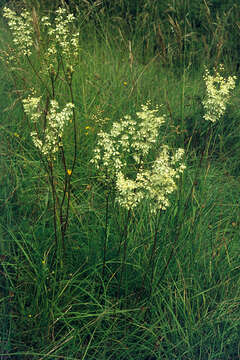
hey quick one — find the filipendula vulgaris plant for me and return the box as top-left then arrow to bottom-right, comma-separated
3,6 -> 80,266
202,64 -> 236,160
91,101 -> 186,300
184,66 -> 237,247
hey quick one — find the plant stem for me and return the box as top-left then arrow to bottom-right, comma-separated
117,208 -> 131,302
49,161 -> 58,251
102,193 -> 110,279
148,211 -> 161,298
26,54 -> 51,97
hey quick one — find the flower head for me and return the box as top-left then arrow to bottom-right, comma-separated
42,7 -> 79,64
3,7 -> 34,56
202,65 -> 236,123
116,145 -> 185,213
91,102 -> 185,211
23,96 -> 74,156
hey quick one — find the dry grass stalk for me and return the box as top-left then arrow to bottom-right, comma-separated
202,35 -> 210,60
128,40 -> 133,72
32,7 -> 41,55
168,16 -> 183,57
153,22 -> 167,63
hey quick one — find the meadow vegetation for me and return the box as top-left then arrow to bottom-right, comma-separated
0,0 -> 240,359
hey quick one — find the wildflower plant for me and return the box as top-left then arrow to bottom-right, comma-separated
91,102 -> 186,294
41,8 -> 79,69
3,6 -> 80,262
117,145 -> 186,213
200,65 -> 237,162
202,64 -> 236,123
91,103 -> 165,185
3,7 -> 34,57
91,102 -> 185,213
23,96 -> 74,156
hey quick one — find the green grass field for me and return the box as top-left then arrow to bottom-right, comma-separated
0,1 -> 240,359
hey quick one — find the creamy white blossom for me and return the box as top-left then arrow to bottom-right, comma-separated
23,97 -> 74,156
22,96 -> 41,122
3,7 -> 34,56
202,65 -> 236,123
116,172 -> 144,210
4,6 -> 79,69
42,8 -> 79,61
132,102 -> 165,163
91,102 -> 165,177
137,146 -> 186,213
91,102 -> 186,211
116,145 -> 185,212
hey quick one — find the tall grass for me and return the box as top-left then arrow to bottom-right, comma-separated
0,1 -> 240,359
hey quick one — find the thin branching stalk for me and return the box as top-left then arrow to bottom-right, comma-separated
26,54 -> 51,97
157,168 -> 199,286
148,210 -> 162,298
62,59 -> 77,175
59,146 -> 68,253
102,192 -> 110,279
50,70 -> 55,99
204,125 -> 214,162
59,64 -> 77,247
156,144 -> 208,287
68,83 -> 77,175
164,88 -> 174,127
61,177 -> 71,247
117,208 -> 131,302
48,161 -> 58,250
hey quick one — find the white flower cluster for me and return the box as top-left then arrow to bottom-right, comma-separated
3,7 -> 34,56
23,96 -> 74,156
203,65 -> 236,123
91,103 -> 186,212
42,8 -> 79,61
91,102 -> 165,175
132,102 -> 166,164
116,146 -> 185,212
4,7 -> 79,65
